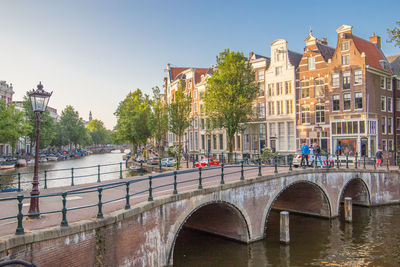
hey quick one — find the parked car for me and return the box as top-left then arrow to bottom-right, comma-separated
161,157 -> 177,167
147,157 -> 160,165
195,158 -> 220,167
292,148 -> 334,168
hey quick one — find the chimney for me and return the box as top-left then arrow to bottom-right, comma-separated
321,37 -> 328,45
249,52 -> 254,59
369,34 -> 381,49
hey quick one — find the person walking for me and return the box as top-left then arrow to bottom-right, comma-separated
301,143 -> 310,168
314,143 -> 322,168
376,148 -> 383,167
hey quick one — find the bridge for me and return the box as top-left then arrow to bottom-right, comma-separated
0,163 -> 399,266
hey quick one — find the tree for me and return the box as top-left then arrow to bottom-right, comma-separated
204,49 -> 258,160
0,101 -> 31,155
149,86 -> 168,157
114,89 -> 151,152
387,21 -> 400,47
168,80 -> 192,166
87,119 -> 111,146
23,95 -> 56,150
57,105 -> 87,150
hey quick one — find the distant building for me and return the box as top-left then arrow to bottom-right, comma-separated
0,81 -> 14,155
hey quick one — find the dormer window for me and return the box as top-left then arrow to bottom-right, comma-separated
341,41 -> 349,51
341,54 -> 350,66
308,57 -> 315,70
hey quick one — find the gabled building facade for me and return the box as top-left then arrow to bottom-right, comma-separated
388,55 -> 400,156
297,30 -> 335,152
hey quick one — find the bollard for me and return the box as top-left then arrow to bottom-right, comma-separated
120,162 -> 123,179
15,194 -> 24,235
336,154 -> 339,169
363,156 -> 366,169
355,155 -> 358,169
289,155 -> 293,172
374,157 -> 376,170
140,162 -> 143,176
97,165 -> 101,183
222,152 -> 224,164
69,168 -> 75,186
159,157 -> 162,172
387,158 -> 389,170
173,171 -> 178,195
148,176 -> 153,201
193,156 -> 196,168
198,167 -> 203,189
44,170 -> 48,189
125,182 -> 131,210
258,158 -> 262,176
97,188 -> 103,219
61,193 -> 68,227
18,173 -> 21,191
346,155 -> 349,169
220,164 -> 225,184
280,211 -> 290,244
344,197 -> 352,223
235,152 -> 237,164
240,161 -> 244,180
274,156 -> 278,174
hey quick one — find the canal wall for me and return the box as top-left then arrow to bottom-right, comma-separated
0,169 -> 399,267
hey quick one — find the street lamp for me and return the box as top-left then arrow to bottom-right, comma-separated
28,82 -> 52,218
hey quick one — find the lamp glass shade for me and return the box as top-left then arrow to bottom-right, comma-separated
28,83 -> 52,113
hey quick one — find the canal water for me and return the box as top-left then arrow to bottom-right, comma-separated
174,205 -> 400,266
0,151 -> 128,190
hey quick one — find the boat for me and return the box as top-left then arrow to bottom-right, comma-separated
0,162 -> 16,170
47,156 -> 58,161
16,159 -> 27,167
39,157 -> 48,163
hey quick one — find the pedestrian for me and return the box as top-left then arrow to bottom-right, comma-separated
301,143 -> 310,168
314,143 -> 322,167
376,148 -> 383,167
337,142 -> 342,155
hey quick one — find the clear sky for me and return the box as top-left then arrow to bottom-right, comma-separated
0,0 -> 399,129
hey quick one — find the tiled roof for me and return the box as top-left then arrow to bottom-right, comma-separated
170,67 -> 189,81
316,42 -> 335,62
169,67 -> 209,84
288,50 -> 302,67
387,55 -> 400,75
352,35 -> 391,73
194,68 -> 209,84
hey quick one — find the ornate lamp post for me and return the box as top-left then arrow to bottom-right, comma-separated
28,82 -> 52,218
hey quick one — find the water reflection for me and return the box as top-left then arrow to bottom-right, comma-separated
174,206 -> 400,266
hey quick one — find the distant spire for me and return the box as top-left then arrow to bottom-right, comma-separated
89,111 -> 93,122
309,25 -> 313,34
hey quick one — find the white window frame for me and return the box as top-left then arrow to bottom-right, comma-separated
388,117 -> 393,135
354,70 -> 362,85
382,116 -> 387,134
381,96 -> 386,111
354,92 -> 363,110
380,77 -> 386,89
388,139 -> 394,151
397,117 -> 400,131
257,70 -> 264,81
308,57 -> 315,70
341,41 -> 349,51
387,77 -> 392,91
332,73 -> 339,88
332,95 -> 340,111
341,54 -> 350,66
343,93 -> 351,111
343,71 -> 351,90
388,97 -> 393,113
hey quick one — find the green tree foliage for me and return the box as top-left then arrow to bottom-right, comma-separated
149,86 -> 168,157
114,89 -> 151,150
167,80 -> 192,164
56,105 -> 88,149
387,21 -> 400,47
87,119 -> 111,146
0,101 -> 31,154
23,95 -> 56,149
204,49 -> 258,158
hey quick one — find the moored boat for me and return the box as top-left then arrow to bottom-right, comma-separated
0,162 -> 16,170
47,156 -> 58,161
16,159 -> 27,167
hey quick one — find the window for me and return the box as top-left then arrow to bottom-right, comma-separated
388,139 -> 394,151
278,122 -> 285,149
341,54 -> 349,65
276,82 -> 283,95
213,134 -> 217,149
332,73 -> 339,88
397,98 -> 400,112
195,132 -> 198,150
397,118 -> 400,131
300,80 -> 310,98
193,90 -> 198,99
387,78 -> 392,91
276,50 -> 283,61
286,100 -> 293,114
287,122 -> 295,151
193,116 -> 198,128
188,81 -> 192,88
354,70 -> 362,85
275,67 -> 282,75
285,81 -> 292,94
382,116 -> 386,134
201,134 -> 205,150
343,71 -> 351,89
200,118 -> 205,130
308,57 -> 315,70
315,78 -> 325,97
268,102 -> 275,115
279,100 -> 284,114
388,117 -> 393,134
315,104 -> 325,124
381,96 -> 386,111
355,92 -> 362,109
380,77 -> 386,89
219,134 -> 223,150
341,41 -> 349,51
258,102 -> 265,118
382,140 -> 387,151
259,84 -> 265,97
268,83 -> 275,96
333,95 -> 340,111
257,70 -> 264,81
301,105 -> 310,124
353,121 -> 358,133
343,93 -> 351,110
360,121 -> 365,134
388,97 -> 393,112
332,122 -> 337,134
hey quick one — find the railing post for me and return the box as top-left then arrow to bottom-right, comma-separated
44,170 -> 48,189
120,162 -> 123,179
398,155 -> 400,170
337,154 -> 340,169
240,160 -> 244,180
95,188 -> 103,219
198,167 -> 203,189
222,152 -> 224,164
355,155 -> 358,169
207,155 -> 210,167
289,155 -> 293,172
346,155 -> 349,169
192,155 -> 196,168
374,157 -> 376,170
148,176 -> 153,201
61,192 -> 68,227
18,173 -> 21,191
258,158 -> 262,176
220,163 -> 225,185
274,156 -> 278,174
387,158 -> 389,170
234,152 -> 237,164
173,171 -> 178,194
125,182 -> 131,210
97,165 -> 101,182
140,162 -> 143,176
363,156 -> 366,169
15,194 -> 24,235
71,168 -> 74,186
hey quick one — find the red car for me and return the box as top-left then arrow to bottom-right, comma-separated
195,158 -> 220,167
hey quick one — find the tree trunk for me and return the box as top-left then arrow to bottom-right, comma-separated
228,135 -> 234,163
177,135 -> 182,170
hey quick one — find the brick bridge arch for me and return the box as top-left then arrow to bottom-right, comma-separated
337,177 -> 371,212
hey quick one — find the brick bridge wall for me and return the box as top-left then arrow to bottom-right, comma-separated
1,169 -> 399,266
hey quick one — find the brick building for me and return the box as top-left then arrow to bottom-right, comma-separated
297,29 -> 335,152
388,55 -> 400,156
